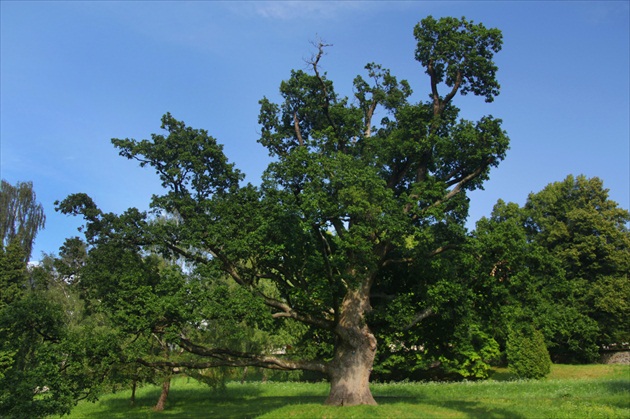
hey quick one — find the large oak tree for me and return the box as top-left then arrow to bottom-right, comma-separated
58,16 -> 508,405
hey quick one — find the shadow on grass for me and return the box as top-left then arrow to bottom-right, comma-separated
86,385 -> 325,418
169,395 -> 324,418
376,396 -> 527,419
603,379 -> 630,394
89,387 -> 528,419
601,379 -> 630,410
77,375 -> 630,418
487,369 -> 518,382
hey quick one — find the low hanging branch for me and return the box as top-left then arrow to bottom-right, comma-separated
136,355 -> 328,373
136,337 -> 330,373
264,295 -> 335,330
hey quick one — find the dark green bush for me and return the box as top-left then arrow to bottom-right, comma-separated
506,325 -> 551,379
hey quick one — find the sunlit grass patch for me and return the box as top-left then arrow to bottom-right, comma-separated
547,363 -> 629,380
59,364 -> 629,418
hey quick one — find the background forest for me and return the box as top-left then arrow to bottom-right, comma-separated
4,173 -> 628,417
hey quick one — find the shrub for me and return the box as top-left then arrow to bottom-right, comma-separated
506,325 -> 552,379
440,325 -> 502,379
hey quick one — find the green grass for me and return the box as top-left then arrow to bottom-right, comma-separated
60,364 -> 629,418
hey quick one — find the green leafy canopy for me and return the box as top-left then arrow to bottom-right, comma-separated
56,16 -> 510,399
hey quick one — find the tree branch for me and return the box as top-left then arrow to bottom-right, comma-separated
262,293 -> 335,330
162,231 -> 332,331
425,157 -> 493,211
428,60 -> 441,117
329,217 -> 346,239
427,244 -> 458,257
402,307 -> 434,331
381,257 -> 413,267
307,39 -> 340,144
309,39 -> 333,102
293,112 -> 304,146
137,355 -> 328,373
364,99 -> 377,138
163,241 -> 213,267
166,338 -> 329,373
441,70 -> 462,113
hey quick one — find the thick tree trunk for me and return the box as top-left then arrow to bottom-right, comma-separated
153,378 -> 171,412
324,334 -> 377,406
324,287 -> 377,406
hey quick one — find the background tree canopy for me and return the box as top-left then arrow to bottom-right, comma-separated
470,175 -> 630,363
1,180 -> 45,262
1,181 -> 115,418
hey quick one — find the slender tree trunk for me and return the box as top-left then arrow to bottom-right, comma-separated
130,379 -> 137,406
153,377 -> 171,412
324,287 -> 377,406
240,366 -> 248,384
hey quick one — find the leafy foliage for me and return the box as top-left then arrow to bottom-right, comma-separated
506,325 -> 552,380
471,175 -> 630,363
0,242 -> 116,418
414,16 -> 503,103
56,16 -> 509,405
0,180 -> 46,261
524,175 -> 630,348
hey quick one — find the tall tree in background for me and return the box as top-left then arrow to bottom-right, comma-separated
58,16 -> 508,406
524,175 -> 630,358
1,180 -> 46,261
471,175 -> 630,363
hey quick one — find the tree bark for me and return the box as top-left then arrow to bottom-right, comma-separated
153,377 -> 171,412
324,287 -> 377,406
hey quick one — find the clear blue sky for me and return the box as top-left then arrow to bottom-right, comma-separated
2,1 -> 629,261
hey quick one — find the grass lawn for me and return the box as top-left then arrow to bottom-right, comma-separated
60,364 -> 629,418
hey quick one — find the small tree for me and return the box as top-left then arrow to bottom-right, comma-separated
506,325 -> 551,380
